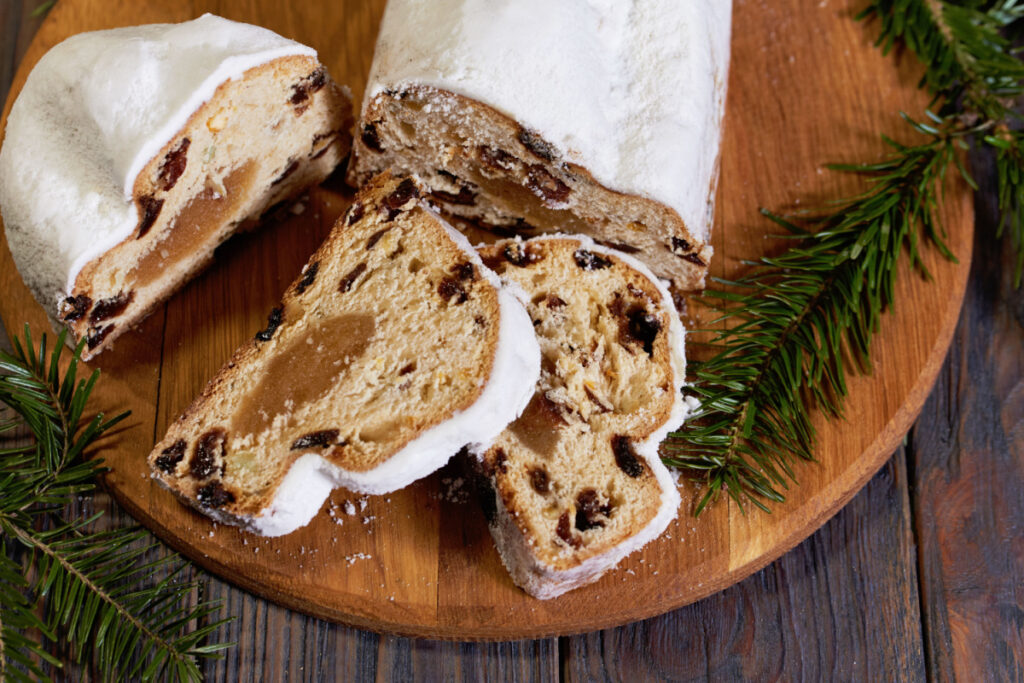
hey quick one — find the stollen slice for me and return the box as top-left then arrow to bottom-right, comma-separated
148,173 -> 540,536
469,235 -> 690,598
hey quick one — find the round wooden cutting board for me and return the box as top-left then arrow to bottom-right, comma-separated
0,0 -> 972,639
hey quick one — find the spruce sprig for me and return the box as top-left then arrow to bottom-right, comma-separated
664,0 -> 1024,512
862,0 -> 1024,282
0,326 -> 231,681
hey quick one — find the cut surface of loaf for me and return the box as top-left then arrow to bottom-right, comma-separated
0,14 -> 353,358
348,0 -> 731,292
148,173 -> 540,536
471,236 -> 689,599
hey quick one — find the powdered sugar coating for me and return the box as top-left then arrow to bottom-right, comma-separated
365,0 -> 731,241
0,14 -> 315,313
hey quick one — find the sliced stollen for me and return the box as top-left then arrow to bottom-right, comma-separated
469,235 -> 690,599
148,173 -> 540,536
0,14 -> 353,359
348,0 -> 731,292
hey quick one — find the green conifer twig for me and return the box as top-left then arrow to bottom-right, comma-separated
664,0 -> 1024,512
0,326 -> 231,681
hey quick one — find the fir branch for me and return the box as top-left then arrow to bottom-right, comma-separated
0,547 -> 60,682
665,127 -> 961,513
987,126 -> 1024,282
0,326 -> 231,681
665,0 -> 1024,511
31,1 -> 56,18
861,0 -> 1024,282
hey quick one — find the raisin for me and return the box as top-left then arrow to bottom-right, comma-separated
272,159 -> 299,186
197,481 -> 235,508
346,202 -> 365,226
136,195 -> 164,238
671,236 -> 706,266
89,291 -> 133,324
479,252 -> 504,271
157,138 -> 190,191
544,294 -> 566,309
529,466 -> 550,494
59,295 -> 92,323
291,429 -> 339,450
478,146 -> 517,171
671,236 -> 693,253
595,239 -> 641,254
365,227 -> 392,250
503,242 -> 539,267
627,309 -> 662,356
361,123 -> 384,152
296,261 -> 320,294
291,84 -> 310,106
556,511 -> 581,548
255,307 -> 284,342
430,186 -> 476,205
339,263 -> 367,292
681,252 -> 707,267
290,67 -> 326,109
573,249 -> 612,271
518,128 -> 557,161
308,67 -> 327,92
190,429 -> 226,480
399,362 -> 416,375
380,178 -> 419,219
154,439 -> 187,473
438,277 -> 468,304
85,325 -> 113,350
575,489 -> 610,531
493,447 -> 509,474
525,165 -> 570,204
612,436 -> 645,478
451,262 -> 475,281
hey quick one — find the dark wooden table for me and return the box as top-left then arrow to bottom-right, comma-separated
3,2 -> 1022,680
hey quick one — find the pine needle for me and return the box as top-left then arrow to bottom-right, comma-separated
0,326 -> 231,681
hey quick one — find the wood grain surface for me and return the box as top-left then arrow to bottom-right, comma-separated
0,0 -> 976,642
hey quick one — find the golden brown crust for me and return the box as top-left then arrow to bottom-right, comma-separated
349,85 -> 711,293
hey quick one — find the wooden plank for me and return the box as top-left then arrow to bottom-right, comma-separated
564,451 -> 927,681
907,152 -> 1024,682
202,579 -> 380,681
200,567 -> 559,681
373,636 -> 558,682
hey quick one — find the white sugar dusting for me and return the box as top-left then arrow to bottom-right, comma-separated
0,14 -> 315,317
364,0 -> 731,242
